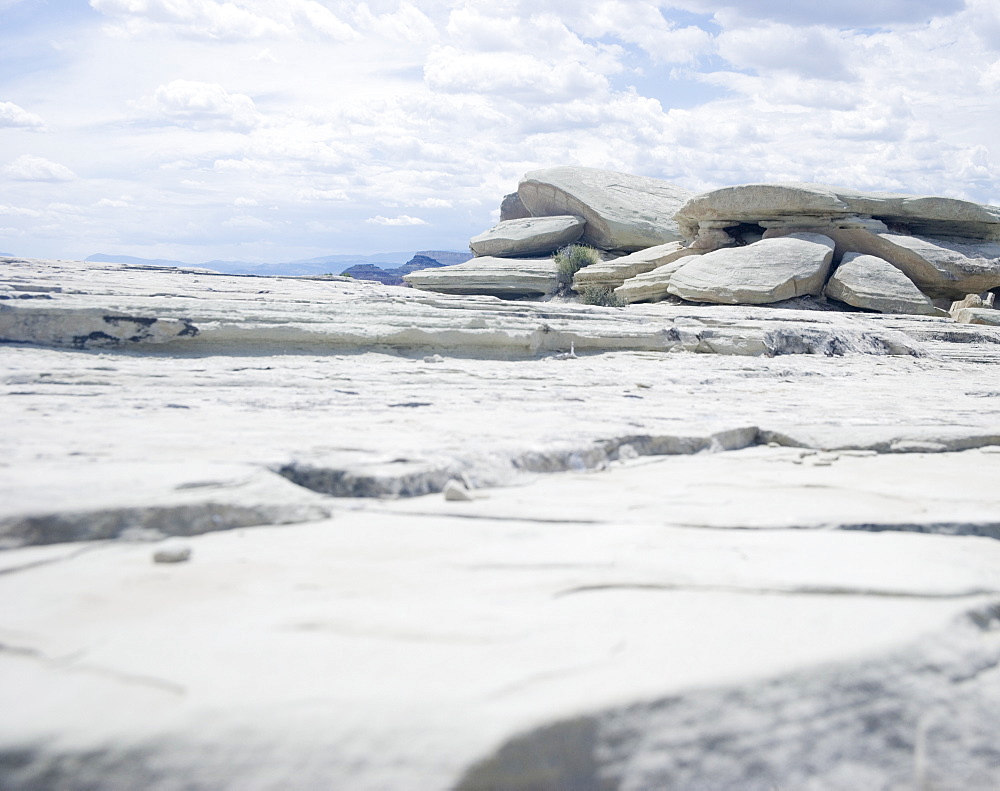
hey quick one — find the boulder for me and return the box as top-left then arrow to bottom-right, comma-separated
953,307 -> 1000,326
572,242 -> 699,291
614,256 -> 700,304
518,166 -> 693,251
470,215 -> 585,258
816,230 -> 1000,300
403,256 -> 558,297
825,253 -> 944,316
667,233 -> 835,305
499,192 -> 531,221
675,182 -> 1000,242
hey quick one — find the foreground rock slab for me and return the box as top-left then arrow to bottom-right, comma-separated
517,166 -> 692,251
403,255 -> 559,297
572,241 -> 697,291
3,256 -> 1000,789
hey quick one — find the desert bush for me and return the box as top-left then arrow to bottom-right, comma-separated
580,285 -> 626,307
554,244 -> 600,287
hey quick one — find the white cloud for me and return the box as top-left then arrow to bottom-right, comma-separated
716,23 -> 853,80
365,214 -> 428,226
4,155 -> 77,182
90,0 -> 290,40
666,0 -> 964,27
153,80 -> 259,131
0,101 -> 45,129
95,198 -> 130,208
0,204 -> 43,217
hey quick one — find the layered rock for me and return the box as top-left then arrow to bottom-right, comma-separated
614,256 -> 700,304
676,182 -> 1000,242
812,230 -> 1000,299
470,215 -> 585,258
825,253 -> 943,316
404,256 -> 558,297
518,166 -> 693,251
572,242 -> 698,291
950,293 -> 1000,325
666,233 -> 835,305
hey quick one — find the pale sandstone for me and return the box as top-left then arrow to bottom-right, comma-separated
825,252 -> 944,316
518,166 -> 692,251
572,241 -> 698,290
470,215 -> 584,258
667,233 -> 835,305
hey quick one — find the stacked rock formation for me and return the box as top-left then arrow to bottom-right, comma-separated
404,168 -> 1000,322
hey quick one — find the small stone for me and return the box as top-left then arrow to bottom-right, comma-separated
153,544 -> 192,564
443,479 -> 474,501
423,354 -> 444,363
617,443 -> 640,461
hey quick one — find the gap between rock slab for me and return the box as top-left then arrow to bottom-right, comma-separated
454,601 -> 1000,791
275,425 -> 1000,500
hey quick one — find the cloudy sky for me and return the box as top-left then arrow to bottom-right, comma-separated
1,0 -> 998,262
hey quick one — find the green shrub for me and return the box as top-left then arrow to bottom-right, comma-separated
580,285 -> 626,307
554,244 -> 600,287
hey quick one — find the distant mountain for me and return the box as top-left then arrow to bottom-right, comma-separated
341,253 -> 461,286
84,250 -> 471,277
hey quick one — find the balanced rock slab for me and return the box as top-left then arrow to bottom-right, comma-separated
572,242 -> 699,291
404,256 -> 558,297
819,230 -> 1000,299
518,166 -> 692,251
667,233 -> 835,305
676,182 -> 1000,242
825,253 -> 943,316
470,215 -> 584,258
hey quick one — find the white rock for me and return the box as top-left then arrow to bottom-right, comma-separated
517,166 -> 693,251
666,233 -> 835,305
818,229 -> 1000,299
499,192 -> 531,221
572,242 -> 699,291
825,253 -> 944,315
613,255 -> 700,304
443,479 -> 474,501
469,215 -> 585,258
675,182 -> 1000,242
404,256 -> 559,297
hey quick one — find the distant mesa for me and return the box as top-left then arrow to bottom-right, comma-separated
404,165 -> 1000,323
340,252 -> 472,286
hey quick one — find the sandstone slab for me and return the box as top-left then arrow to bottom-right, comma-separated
571,241 -> 698,291
825,252 -> 944,316
469,215 -> 584,258
676,182 -> 1000,242
613,255 -> 699,304
815,229 -> 1000,299
4,256 -> 1000,790
667,233 -> 835,305
517,166 -> 692,251
403,256 -> 559,297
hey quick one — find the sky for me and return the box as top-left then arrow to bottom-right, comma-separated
1,0 -> 998,263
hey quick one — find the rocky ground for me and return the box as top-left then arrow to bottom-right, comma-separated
2,255 -> 1000,790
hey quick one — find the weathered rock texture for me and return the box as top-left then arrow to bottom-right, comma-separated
667,233 -> 835,305
403,256 -> 559,297
826,253 -> 944,316
676,182 -> 1000,242
572,241 -> 697,291
613,255 -> 699,304
470,215 -> 584,258
518,166 -> 692,251
3,255 -> 1000,791
499,191 -> 531,221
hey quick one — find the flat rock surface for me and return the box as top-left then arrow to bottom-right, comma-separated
517,166 -> 692,251
3,257 -> 1000,789
403,255 -> 560,297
